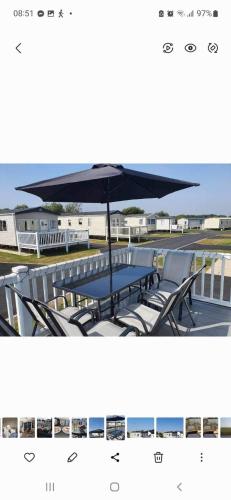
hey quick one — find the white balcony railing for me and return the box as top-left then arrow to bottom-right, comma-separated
16,229 -> 90,257
108,225 -> 156,243
0,246 -> 230,336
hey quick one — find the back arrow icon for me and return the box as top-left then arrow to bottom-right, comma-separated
177,483 -> 182,492
16,43 -> 22,54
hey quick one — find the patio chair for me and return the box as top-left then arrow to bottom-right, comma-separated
114,276 -> 193,336
154,251 -> 195,320
126,247 -> 156,297
0,313 -> 19,337
130,247 -> 155,267
141,264 -> 206,327
32,299 -> 139,337
6,284 -> 93,336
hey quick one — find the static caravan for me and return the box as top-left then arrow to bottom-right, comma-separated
0,207 -> 58,249
202,217 -> 231,230
0,206 -> 90,257
177,217 -> 204,230
123,213 -> 156,231
155,217 -> 177,231
0,212 -> 18,247
58,211 -> 124,237
0,207 -> 58,247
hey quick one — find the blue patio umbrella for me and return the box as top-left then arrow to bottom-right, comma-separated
16,164 -> 199,274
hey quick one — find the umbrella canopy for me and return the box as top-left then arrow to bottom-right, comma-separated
16,164 -> 199,203
16,164 -> 199,280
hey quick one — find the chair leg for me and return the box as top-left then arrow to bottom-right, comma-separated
189,289 -> 192,305
183,298 -> 196,327
167,313 -> 178,336
169,313 -> 181,336
178,301 -> 183,321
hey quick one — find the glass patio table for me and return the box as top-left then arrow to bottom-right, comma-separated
53,264 -> 156,319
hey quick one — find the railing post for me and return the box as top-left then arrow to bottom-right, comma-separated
129,226 -> 131,244
16,231 -> 21,254
117,226 -> 119,242
65,230 -> 69,253
87,230 -> 90,249
11,265 -> 33,336
36,232 -> 40,258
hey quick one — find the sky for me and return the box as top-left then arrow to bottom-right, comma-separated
89,417 -> 104,432
0,164 -> 231,215
220,418 -> 231,428
156,418 -> 184,432
127,418 -> 154,431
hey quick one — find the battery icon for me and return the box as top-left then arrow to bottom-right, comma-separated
213,10 -> 218,17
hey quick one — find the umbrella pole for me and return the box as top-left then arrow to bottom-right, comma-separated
106,201 -> 114,316
106,201 -> 113,275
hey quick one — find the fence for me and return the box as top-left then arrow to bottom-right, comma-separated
108,226 -> 155,243
0,246 -> 230,335
17,229 -> 90,257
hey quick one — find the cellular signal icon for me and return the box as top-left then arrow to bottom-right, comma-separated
187,10 -> 194,17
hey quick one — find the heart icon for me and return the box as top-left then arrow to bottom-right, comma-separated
24,453 -> 35,463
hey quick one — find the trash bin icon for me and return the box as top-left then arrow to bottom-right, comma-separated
154,452 -> 163,463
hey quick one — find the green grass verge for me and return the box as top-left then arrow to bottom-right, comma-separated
0,248 -> 100,265
147,232 -> 182,238
197,238 -> 231,247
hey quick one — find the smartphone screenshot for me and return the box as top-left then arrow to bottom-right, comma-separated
0,1 -> 230,499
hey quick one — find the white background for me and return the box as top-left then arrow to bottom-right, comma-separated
0,1 -> 231,498
0,0 -> 230,162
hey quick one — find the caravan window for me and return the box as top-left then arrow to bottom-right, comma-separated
0,220 -> 7,231
50,220 -> 57,229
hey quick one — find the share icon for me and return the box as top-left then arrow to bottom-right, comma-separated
111,453 -> 120,462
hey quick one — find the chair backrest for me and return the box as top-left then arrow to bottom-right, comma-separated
5,284 -> 46,328
153,276 -> 192,333
162,251 -> 194,285
181,264 -> 206,298
32,299 -> 87,337
0,314 -> 19,337
130,247 -> 155,267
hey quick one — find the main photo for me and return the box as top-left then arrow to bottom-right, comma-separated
0,164 -> 230,338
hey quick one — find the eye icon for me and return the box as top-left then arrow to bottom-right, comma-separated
185,43 -> 197,52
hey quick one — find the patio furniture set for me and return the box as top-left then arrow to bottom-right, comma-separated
0,248 -> 205,337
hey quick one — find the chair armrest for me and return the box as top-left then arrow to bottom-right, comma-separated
119,325 -> 140,337
143,290 -> 168,306
69,307 -> 94,323
46,295 -> 68,307
115,306 -> 149,335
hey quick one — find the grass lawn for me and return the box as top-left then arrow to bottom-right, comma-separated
197,238 -> 231,247
221,428 -> 231,437
90,239 -> 128,245
146,232 -> 182,238
0,247 -> 100,265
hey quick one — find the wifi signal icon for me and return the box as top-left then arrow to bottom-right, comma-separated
187,10 -> 194,17
177,10 -> 185,17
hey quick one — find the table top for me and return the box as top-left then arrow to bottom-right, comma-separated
53,264 -> 156,301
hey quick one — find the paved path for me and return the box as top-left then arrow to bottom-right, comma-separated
140,231 -> 215,250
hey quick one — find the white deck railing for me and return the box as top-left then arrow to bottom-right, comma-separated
0,246 -> 230,335
17,229 -> 90,257
108,225 -> 155,243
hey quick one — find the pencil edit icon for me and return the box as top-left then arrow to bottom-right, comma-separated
67,452 -> 78,463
